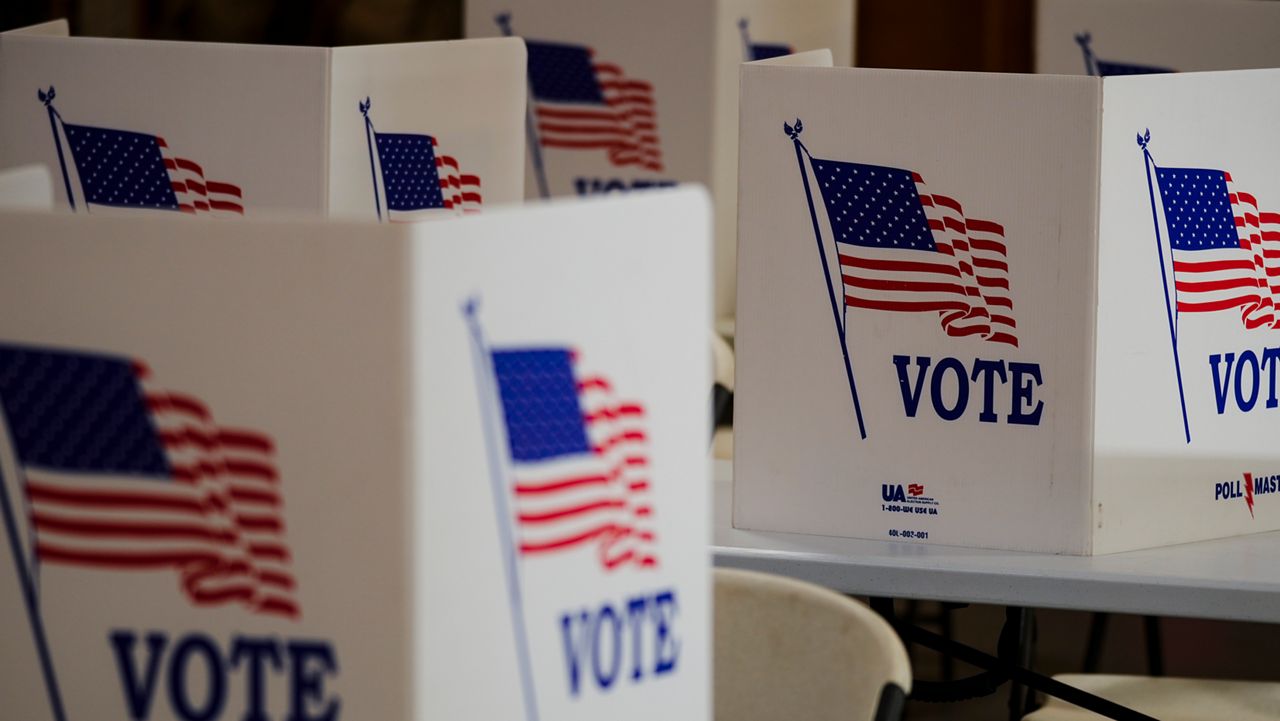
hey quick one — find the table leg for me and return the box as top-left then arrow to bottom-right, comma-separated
871,598 -> 1158,721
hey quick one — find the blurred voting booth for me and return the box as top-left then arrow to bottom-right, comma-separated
465,0 -> 855,325
0,189 -> 711,721
735,62 -> 1280,554
0,23 -> 527,220
1037,0 -> 1280,76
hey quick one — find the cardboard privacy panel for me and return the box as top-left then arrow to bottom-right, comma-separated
0,190 -> 710,720
0,31 -> 525,221
464,0 -> 853,322
0,165 -> 53,210
1037,0 -> 1280,76
736,64 -> 1280,554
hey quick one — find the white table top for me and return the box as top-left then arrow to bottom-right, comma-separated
711,461 -> 1280,623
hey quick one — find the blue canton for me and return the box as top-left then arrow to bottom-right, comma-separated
0,345 -> 169,476
750,42 -> 791,61
61,124 -> 179,210
1097,61 -> 1173,76
375,133 -> 445,211
810,159 -> 935,250
526,40 -> 606,104
491,349 -> 590,462
1155,167 -> 1239,251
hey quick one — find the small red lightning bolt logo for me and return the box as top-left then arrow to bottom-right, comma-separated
1245,472 -> 1255,519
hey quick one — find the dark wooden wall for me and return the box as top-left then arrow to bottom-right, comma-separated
4,0 -> 1033,73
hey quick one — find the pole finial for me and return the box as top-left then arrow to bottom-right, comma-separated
462,295 -> 481,321
37,86 -> 55,106
359,97 -> 371,117
1136,128 -> 1151,150
784,118 -> 804,140
495,12 -> 513,35
1074,31 -> 1091,48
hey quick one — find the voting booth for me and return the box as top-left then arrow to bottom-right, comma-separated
464,0 -> 854,323
735,63 -> 1280,554
0,25 -> 526,220
1037,0 -> 1280,76
0,191 -> 711,720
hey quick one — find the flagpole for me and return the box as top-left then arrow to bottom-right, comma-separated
787,121 -> 868,439
496,13 -> 551,200
1074,33 -> 1099,77
39,88 -> 76,212
462,299 -> 540,721
1138,130 -> 1191,443
0,412 -> 67,721
737,18 -> 753,61
360,98 -> 383,222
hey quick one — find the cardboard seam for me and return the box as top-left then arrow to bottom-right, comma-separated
1085,77 -> 1105,555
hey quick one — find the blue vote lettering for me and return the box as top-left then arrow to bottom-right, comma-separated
573,177 -> 678,195
559,588 -> 679,697
1209,348 -> 1280,415
109,630 -> 339,721
892,355 -> 1043,425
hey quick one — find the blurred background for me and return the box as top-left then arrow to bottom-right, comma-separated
2,0 -> 1031,70
3,1 -> 1276,719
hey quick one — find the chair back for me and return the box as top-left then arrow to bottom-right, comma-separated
714,568 -> 911,721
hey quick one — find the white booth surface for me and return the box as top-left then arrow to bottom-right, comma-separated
464,0 -> 854,322
0,190 -> 710,721
0,26 -> 526,221
735,63 -> 1280,555
0,164 -> 53,210
1037,0 -> 1280,76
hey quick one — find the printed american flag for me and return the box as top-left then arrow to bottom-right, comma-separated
61,123 -> 243,215
747,39 -> 793,61
526,40 -> 663,173
0,345 -> 297,618
1155,166 -> 1280,328
1094,59 -> 1173,77
374,131 -> 482,218
490,348 -> 655,570
809,155 -> 1018,346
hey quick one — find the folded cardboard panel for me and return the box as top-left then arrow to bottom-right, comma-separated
464,0 -> 853,322
735,63 -> 1280,554
0,28 -> 526,221
0,189 -> 710,720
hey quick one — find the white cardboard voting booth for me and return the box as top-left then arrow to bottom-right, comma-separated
736,64 -> 1280,554
1037,0 -> 1280,76
464,0 -> 854,323
0,190 -> 710,720
0,26 -> 526,220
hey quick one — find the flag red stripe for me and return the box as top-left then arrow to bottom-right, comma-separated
583,403 -> 645,423
838,254 -> 961,277
842,274 -> 968,295
518,499 -> 626,523
520,524 -> 615,553
31,513 -> 236,543
1177,296 -> 1255,313
256,597 -> 300,618
846,296 -> 970,313
1173,259 -> 1256,273
966,219 -> 1005,235
209,200 -> 245,214
27,483 -> 207,514
37,544 -> 219,567
206,181 -> 241,197
1176,276 -> 1260,293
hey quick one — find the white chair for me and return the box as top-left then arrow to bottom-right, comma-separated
1023,674 -> 1280,720
711,331 -> 735,460
714,568 -> 912,721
